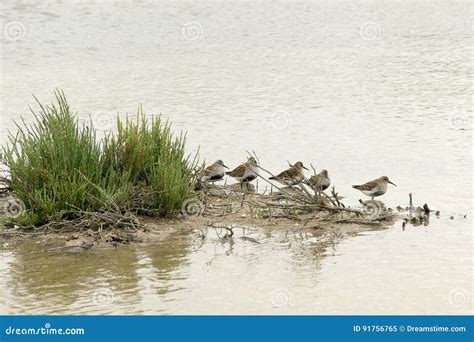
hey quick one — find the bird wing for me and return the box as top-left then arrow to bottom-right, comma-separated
309,173 -> 321,185
353,179 -> 378,190
204,164 -> 214,175
273,167 -> 295,180
226,163 -> 246,177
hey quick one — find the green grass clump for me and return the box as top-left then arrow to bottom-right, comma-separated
102,111 -> 197,216
2,91 -> 197,226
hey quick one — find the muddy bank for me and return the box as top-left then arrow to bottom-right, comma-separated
0,185 -> 407,250
1,183 -> 451,253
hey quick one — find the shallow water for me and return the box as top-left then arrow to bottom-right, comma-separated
1,217 -> 472,315
0,1 -> 472,314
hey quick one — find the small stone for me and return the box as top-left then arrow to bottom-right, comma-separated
449,216 -> 454,220
240,214 -> 246,218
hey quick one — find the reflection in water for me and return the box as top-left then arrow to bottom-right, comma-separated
5,242 -> 140,313
1,226 -> 353,314
1,230 -> 192,314
144,230 -> 192,297
1,216 -> 471,314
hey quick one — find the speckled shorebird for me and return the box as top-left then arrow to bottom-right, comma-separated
202,160 -> 228,182
225,157 -> 259,183
308,169 -> 331,191
352,176 -> 397,200
269,161 -> 309,185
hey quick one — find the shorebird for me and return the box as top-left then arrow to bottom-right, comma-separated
202,160 -> 228,182
269,161 -> 309,186
352,176 -> 397,200
308,169 -> 331,191
225,157 -> 259,183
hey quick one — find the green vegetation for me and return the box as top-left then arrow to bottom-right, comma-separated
1,91 -> 198,226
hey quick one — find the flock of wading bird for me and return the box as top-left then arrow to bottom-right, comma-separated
201,157 -> 397,200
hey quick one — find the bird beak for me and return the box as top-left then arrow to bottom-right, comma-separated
389,181 -> 397,186
303,166 -> 309,171
223,164 -> 229,169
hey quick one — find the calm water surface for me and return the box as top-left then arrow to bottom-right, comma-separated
0,1 -> 472,314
